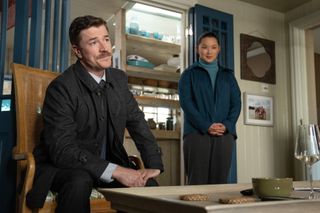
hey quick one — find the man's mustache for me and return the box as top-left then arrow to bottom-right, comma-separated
97,52 -> 112,59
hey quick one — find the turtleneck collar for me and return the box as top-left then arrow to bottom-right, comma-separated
198,58 -> 219,72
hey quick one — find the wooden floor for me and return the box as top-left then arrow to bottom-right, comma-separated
39,198 -> 116,213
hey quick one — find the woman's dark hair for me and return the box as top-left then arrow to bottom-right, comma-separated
69,15 -> 109,46
196,32 -> 220,46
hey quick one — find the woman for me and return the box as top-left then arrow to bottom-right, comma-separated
178,32 -> 241,184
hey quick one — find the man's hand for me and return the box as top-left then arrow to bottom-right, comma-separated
112,166 -> 161,187
208,123 -> 225,136
138,169 -> 161,182
112,166 -> 146,187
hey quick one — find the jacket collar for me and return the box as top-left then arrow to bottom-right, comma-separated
73,60 -> 114,92
188,61 -> 232,74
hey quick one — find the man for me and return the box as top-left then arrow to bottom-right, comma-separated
27,15 -> 164,213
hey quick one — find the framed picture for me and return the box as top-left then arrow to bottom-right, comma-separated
240,34 -> 276,84
244,92 -> 273,126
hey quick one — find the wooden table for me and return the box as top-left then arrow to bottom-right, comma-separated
98,182 -> 320,213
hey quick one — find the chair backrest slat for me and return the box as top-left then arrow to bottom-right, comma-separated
12,63 -> 59,154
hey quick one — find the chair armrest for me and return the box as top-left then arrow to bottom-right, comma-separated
129,155 -> 145,169
23,152 -> 36,188
13,152 -> 28,161
13,152 -> 36,213
12,151 -> 36,188
14,152 -> 36,192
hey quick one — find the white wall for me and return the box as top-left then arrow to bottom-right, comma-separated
313,28 -> 320,54
285,0 -> 320,23
286,2 -> 320,180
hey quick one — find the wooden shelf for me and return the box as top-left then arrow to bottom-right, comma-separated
126,34 -> 180,54
151,129 -> 180,139
126,34 -> 180,65
135,96 -> 180,108
126,65 -> 180,83
129,80 -> 178,92
125,129 -> 180,140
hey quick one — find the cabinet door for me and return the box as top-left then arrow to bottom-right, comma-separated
188,4 -> 234,70
0,102 -> 16,213
188,4 -> 237,183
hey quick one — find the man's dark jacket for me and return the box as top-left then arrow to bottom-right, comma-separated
26,61 -> 164,208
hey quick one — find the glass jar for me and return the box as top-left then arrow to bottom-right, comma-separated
147,118 -> 157,129
166,117 -> 174,130
129,16 -> 139,35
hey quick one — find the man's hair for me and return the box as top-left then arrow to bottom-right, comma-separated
197,31 -> 220,46
69,15 -> 109,46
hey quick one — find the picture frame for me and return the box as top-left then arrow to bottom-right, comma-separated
240,34 -> 276,84
244,92 -> 274,126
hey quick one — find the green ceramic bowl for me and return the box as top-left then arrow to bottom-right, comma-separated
252,177 -> 293,198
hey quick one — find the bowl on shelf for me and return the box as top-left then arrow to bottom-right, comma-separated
153,64 -> 179,73
127,55 -> 155,68
252,177 -> 293,198
127,60 -> 155,68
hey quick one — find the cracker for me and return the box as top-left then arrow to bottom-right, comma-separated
219,196 -> 257,204
180,193 -> 209,201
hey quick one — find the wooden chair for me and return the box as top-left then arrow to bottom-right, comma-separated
12,63 -> 115,213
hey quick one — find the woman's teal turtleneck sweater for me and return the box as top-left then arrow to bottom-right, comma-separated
199,58 -> 219,94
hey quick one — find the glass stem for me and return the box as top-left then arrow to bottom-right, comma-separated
308,165 -> 314,196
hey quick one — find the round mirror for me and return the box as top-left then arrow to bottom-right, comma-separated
246,41 -> 271,78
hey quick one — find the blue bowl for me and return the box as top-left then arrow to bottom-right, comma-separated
127,60 -> 155,68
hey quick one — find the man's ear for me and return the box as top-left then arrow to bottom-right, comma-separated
72,45 -> 82,59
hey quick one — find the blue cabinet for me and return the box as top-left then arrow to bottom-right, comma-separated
0,100 -> 16,213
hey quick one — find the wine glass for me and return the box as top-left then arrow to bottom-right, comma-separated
294,124 -> 320,199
